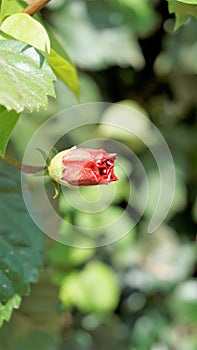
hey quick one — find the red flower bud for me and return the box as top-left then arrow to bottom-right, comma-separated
48,147 -> 118,188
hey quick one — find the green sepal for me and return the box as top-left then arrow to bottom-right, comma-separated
53,181 -> 60,199
37,147 -> 58,167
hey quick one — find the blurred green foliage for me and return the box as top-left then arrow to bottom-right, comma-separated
0,0 -> 197,349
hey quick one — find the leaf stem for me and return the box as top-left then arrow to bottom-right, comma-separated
22,0 -> 51,16
0,155 -> 46,174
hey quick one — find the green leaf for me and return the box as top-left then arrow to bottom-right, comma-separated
0,161 -> 44,306
0,40 -> 56,113
0,29 -> 14,40
0,13 -> 50,56
0,0 -> 26,23
177,0 -> 197,4
168,0 -> 197,29
46,26 -> 72,64
0,295 -> 21,328
0,274 -> 60,347
46,25 -> 80,96
0,0 -> 77,97
0,106 -> 19,157
49,49 -> 80,97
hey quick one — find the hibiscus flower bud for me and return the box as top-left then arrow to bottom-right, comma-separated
48,146 -> 118,188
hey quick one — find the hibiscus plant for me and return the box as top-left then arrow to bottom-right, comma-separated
0,1 -> 197,349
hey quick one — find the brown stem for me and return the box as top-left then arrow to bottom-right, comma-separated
0,155 -> 46,174
22,0 -> 51,16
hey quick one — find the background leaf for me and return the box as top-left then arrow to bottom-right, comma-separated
0,161 -> 44,308
60,261 -> 120,313
168,280 -> 197,324
0,106 -> 19,157
0,40 -> 56,113
51,0 -> 145,70
0,273 -> 61,349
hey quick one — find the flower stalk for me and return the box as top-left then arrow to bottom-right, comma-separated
22,0 -> 51,16
0,155 -> 46,174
